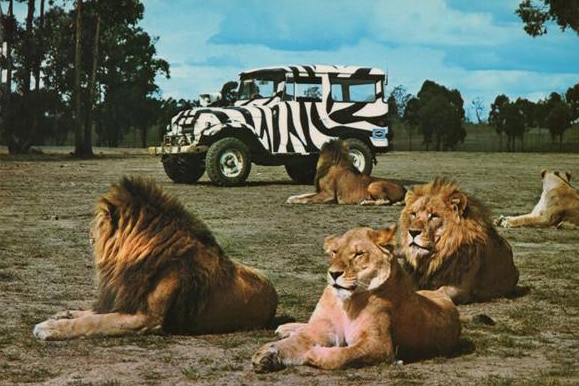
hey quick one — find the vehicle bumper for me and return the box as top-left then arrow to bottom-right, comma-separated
148,144 -> 208,156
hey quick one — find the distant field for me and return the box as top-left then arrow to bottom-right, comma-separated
393,123 -> 579,153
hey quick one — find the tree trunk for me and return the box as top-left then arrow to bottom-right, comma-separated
34,0 -> 44,92
73,0 -> 93,158
85,4 -> 101,156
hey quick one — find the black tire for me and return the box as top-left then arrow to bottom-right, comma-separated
285,156 -> 318,184
344,138 -> 374,175
162,154 -> 205,183
205,137 -> 252,186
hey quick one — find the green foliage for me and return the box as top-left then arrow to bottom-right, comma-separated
516,0 -> 579,37
410,80 -> 466,151
565,82 -> 579,121
0,0 -> 171,153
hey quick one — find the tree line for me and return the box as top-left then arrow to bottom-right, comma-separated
0,0 -> 577,155
0,0 -> 181,156
386,81 -> 579,152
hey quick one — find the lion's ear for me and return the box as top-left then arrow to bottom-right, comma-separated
541,169 -> 547,179
565,171 -> 572,182
371,225 -> 397,253
323,234 -> 338,252
404,189 -> 415,205
449,192 -> 467,216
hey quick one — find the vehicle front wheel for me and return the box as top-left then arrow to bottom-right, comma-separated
344,138 -> 374,175
162,154 -> 205,183
205,137 -> 252,186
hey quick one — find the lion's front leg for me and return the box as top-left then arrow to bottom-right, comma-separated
50,309 -> 94,320
33,311 -> 158,340
438,285 -> 472,305
359,198 -> 391,206
286,192 -> 334,204
252,333 -> 318,373
305,337 -> 394,370
495,213 -> 548,228
275,322 -> 307,338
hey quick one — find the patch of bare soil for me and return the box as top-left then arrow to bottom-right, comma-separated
0,147 -> 577,385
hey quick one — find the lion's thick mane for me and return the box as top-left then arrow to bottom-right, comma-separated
92,177 -> 239,332
400,178 -> 519,304
313,139 -> 360,190
34,177 -> 277,340
286,139 -> 406,205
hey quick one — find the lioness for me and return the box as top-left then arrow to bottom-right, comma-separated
496,169 -> 579,229
286,139 -> 406,205
33,177 -> 278,340
400,178 -> 519,304
251,226 -> 461,372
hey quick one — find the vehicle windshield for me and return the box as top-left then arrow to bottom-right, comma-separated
238,77 -> 279,100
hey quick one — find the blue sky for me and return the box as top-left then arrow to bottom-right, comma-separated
139,0 -> 578,120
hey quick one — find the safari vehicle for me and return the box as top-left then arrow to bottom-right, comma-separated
150,65 -> 392,186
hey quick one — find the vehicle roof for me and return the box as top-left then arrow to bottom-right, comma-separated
240,65 -> 386,78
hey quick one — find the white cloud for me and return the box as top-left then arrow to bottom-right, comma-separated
144,0 -> 578,120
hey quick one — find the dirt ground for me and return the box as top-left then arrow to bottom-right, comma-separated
0,147 -> 577,385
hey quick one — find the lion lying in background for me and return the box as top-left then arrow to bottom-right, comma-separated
33,177 -> 278,340
400,178 -> 519,305
252,226 -> 461,372
496,169 -> 579,229
286,139 -> 406,205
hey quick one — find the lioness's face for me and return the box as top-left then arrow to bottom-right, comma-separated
400,195 -> 459,259
323,226 -> 396,300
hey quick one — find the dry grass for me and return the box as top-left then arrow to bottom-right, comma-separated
0,147 -> 577,385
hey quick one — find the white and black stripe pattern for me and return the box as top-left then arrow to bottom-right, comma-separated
173,65 -> 389,154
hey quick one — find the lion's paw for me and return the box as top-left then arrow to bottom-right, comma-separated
495,215 -> 511,228
275,322 -> 306,338
33,319 -> 63,340
251,344 -> 284,373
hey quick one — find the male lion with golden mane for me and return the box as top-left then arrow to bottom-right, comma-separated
400,178 -> 519,305
496,169 -> 579,229
33,177 -> 278,340
286,139 -> 406,205
251,226 -> 461,372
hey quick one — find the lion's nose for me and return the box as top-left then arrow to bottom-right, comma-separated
329,271 -> 343,281
409,229 -> 421,238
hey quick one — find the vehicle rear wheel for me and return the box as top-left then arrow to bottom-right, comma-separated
344,138 -> 374,175
285,156 -> 318,184
162,154 -> 205,183
206,137 -> 252,186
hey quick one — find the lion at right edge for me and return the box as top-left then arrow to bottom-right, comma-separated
399,178 -> 519,304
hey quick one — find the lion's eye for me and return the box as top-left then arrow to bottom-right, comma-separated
353,251 -> 364,260
428,213 -> 439,220
409,212 -> 417,219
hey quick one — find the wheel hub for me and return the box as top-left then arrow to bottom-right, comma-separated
220,151 -> 242,177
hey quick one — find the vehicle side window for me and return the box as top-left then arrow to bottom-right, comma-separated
285,76 -> 322,102
330,78 -> 377,103
239,79 -> 277,99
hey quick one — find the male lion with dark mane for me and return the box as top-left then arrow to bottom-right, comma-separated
252,226 -> 461,372
496,169 -> 579,229
286,139 -> 406,205
33,177 -> 278,340
400,178 -> 519,305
